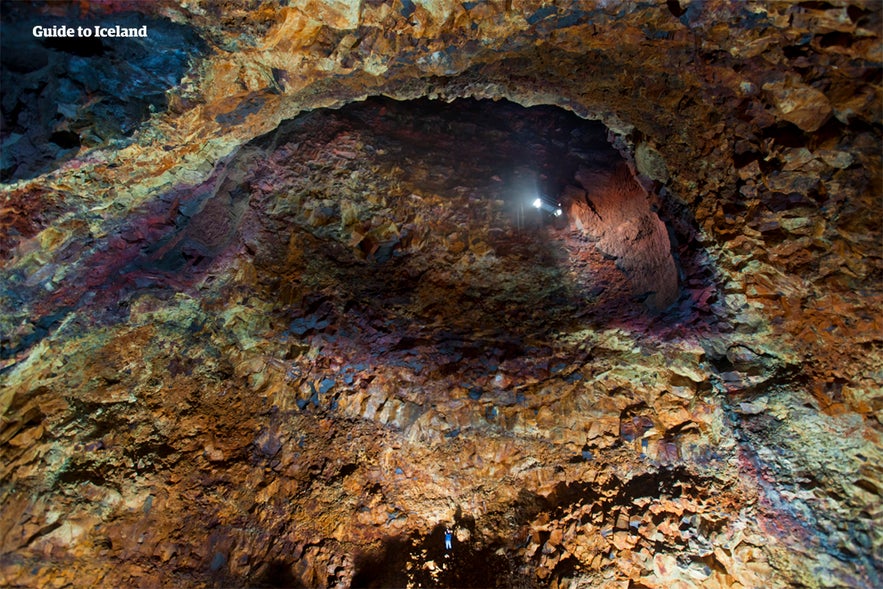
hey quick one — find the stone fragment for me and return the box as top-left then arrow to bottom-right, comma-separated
817,149 -> 854,169
762,79 -> 833,132
635,143 -> 670,183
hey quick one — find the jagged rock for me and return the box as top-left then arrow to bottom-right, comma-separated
0,1 -> 881,588
762,78 -> 833,133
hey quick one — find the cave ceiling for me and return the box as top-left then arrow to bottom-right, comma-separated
0,1 -> 881,588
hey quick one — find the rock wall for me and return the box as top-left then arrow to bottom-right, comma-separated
1,1 -> 881,588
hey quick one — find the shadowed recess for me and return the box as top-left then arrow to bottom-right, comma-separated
1,97 -> 722,375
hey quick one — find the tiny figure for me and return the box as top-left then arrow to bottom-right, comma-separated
444,527 -> 453,550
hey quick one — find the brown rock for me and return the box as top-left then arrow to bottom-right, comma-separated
0,2 -> 880,588
762,79 -> 833,132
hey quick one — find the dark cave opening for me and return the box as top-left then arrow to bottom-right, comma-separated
257,559 -> 305,589
241,96 -> 687,328
48,130 -> 80,149
351,524 -> 515,589
348,466 -> 715,589
179,95 -> 718,419
0,95 -> 723,381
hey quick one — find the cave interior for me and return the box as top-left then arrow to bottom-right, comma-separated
0,2 -> 881,589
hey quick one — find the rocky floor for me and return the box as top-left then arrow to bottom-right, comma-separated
1,1 -> 881,588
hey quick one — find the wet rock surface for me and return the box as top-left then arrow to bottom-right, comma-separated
1,1 -> 881,588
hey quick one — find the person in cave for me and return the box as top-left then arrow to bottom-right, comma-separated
444,526 -> 453,551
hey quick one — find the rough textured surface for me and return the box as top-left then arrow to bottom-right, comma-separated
0,3 -> 207,182
1,1 -> 881,588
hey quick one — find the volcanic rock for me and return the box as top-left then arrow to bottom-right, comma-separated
0,1 -> 881,589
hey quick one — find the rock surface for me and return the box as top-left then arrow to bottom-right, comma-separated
1,1 -> 881,588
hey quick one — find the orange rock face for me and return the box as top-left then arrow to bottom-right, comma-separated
1,1 -> 881,588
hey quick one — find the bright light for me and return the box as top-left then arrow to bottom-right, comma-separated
532,198 -> 542,209
554,208 -> 563,217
